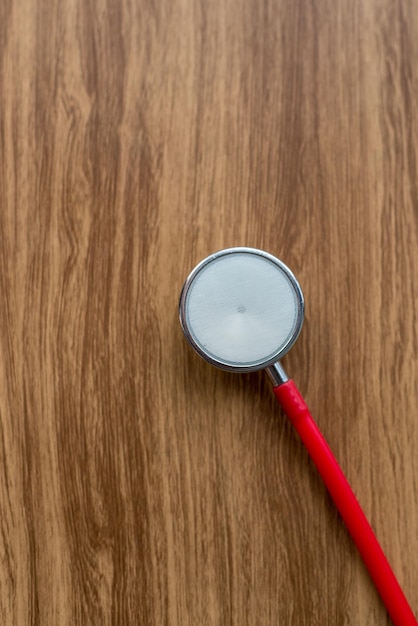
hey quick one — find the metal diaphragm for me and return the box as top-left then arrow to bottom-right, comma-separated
179,247 -> 304,372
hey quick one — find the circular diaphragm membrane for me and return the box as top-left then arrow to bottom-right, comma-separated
179,248 -> 304,372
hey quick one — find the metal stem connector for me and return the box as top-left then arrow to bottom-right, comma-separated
265,361 -> 289,387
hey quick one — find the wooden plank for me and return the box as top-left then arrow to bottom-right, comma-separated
0,0 -> 417,623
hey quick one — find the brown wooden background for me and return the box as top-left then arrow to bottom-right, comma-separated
0,0 -> 417,624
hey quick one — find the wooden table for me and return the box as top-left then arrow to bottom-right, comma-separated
0,0 -> 417,623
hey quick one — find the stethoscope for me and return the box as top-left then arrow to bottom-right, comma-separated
179,247 -> 417,626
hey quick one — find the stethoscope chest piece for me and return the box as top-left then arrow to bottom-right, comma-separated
179,247 -> 304,372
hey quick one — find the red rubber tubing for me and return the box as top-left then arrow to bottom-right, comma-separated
274,379 -> 417,626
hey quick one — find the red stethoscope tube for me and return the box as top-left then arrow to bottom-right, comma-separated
274,380 -> 417,626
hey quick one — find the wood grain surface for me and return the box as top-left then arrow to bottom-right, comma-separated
0,0 -> 417,624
